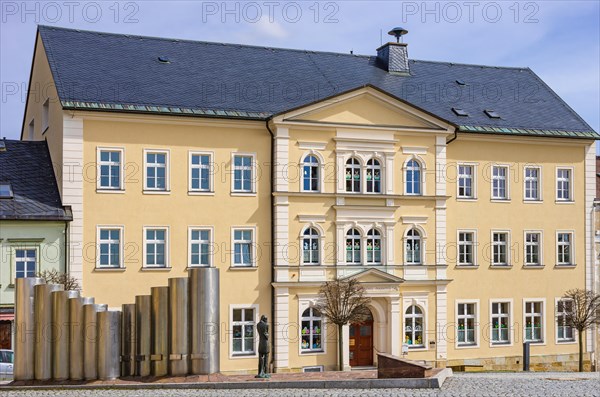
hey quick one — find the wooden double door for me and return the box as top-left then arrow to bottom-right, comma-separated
349,312 -> 374,367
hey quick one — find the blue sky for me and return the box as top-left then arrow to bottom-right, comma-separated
1,1 -> 599,141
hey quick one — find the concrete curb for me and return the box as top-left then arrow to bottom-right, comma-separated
0,369 -> 452,391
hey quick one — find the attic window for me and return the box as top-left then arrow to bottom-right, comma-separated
455,80 -> 467,86
0,140 -> 5,151
0,183 -> 13,199
452,108 -> 469,117
157,56 -> 170,64
484,109 -> 501,119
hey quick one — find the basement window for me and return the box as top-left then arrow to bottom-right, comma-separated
302,366 -> 324,373
0,183 -> 14,199
484,109 -> 501,119
452,108 -> 469,117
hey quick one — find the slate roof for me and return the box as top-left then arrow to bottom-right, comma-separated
0,139 -> 72,221
37,25 -> 597,139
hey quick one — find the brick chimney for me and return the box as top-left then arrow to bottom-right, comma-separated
377,42 -> 410,75
377,26 -> 410,75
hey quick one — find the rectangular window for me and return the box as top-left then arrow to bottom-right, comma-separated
491,302 -> 510,344
189,228 -> 211,267
457,303 -> 476,345
232,307 -> 255,355
42,99 -> 49,132
233,154 -> 254,193
524,301 -> 543,342
556,168 -> 572,201
145,228 -> 167,267
98,149 -> 123,190
458,231 -> 475,266
524,167 -> 540,201
233,229 -> 253,267
145,151 -> 168,191
15,249 -> 37,278
524,232 -> 541,266
190,153 -> 212,192
557,232 -> 573,266
98,228 -> 122,268
0,183 -> 13,198
492,166 -> 508,200
492,232 -> 509,266
556,299 -> 574,342
458,164 -> 474,198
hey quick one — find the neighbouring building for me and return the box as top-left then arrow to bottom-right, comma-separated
0,139 -> 72,350
20,25 -> 598,373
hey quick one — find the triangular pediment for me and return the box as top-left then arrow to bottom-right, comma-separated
281,86 -> 449,130
342,268 -> 404,284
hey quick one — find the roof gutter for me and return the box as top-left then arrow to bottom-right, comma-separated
265,118 -> 276,373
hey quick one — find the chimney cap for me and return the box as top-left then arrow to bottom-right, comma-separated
388,27 -> 408,43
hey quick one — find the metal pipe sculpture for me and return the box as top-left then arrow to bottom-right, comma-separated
51,290 -> 80,380
83,303 -> 107,380
121,303 -> 137,377
135,295 -> 152,377
190,267 -> 220,375
69,296 -> 94,380
151,286 -> 169,376
168,278 -> 189,376
98,311 -> 122,380
14,277 -> 44,381
34,283 -> 64,381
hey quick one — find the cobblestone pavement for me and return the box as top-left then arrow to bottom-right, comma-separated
1,372 -> 599,397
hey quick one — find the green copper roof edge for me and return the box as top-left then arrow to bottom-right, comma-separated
458,125 -> 599,139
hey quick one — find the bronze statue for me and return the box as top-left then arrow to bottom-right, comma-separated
256,315 -> 271,378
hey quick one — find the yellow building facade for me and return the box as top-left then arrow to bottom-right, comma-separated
21,26 -> 597,373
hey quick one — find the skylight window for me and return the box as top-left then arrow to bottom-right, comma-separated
455,80 -> 467,86
484,109 -> 501,119
452,108 -> 469,117
157,56 -> 170,64
0,183 -> 13,198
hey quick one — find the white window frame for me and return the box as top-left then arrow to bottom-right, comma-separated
299,151 -> 325,193
188,226 -> 214,267
42,98 -> 49,132
301,226 -> 321,266
231,152 -> 256,194
456,300 -> 479,348
523,299 -> 546,344
143,149 -> 170,193
231,226 -> 257,267
300,307 -> 325,353
345,228 -> 362,265
491,230 -> 510,266
302,366 -> 324,372
491,164 -> 510,200
556,230 -> 575,266
457,163 -> 476,199
555,298 -> 576,344
345,157 -> 362,193
555,167 -> 573,202
143,226 -> 169,268
13,246 -> 39,281
96,225 -> 124,269
229,304 -> 259,358
404,227 -> 423,265
188,151 -> 214,194
366,228 -> 383,265
366,157 -> 384,194
523,230 -> 543,267
97,147 -> 125,191
403,156 -> 425,196
523,166 -> 542,202
457,229 -> 477,266
489,299 -> 513,347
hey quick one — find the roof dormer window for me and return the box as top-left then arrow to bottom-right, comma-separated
452,108 -> 469,117
0,183 -> 14,199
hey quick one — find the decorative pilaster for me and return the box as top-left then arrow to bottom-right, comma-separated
273,287 -> 289,371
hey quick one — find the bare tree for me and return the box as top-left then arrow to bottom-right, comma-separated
37,269 -> 81,291
560,289 -> 600,372
314,278 -> 371,371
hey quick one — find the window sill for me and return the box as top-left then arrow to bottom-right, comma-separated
229,266 -> 258,271
185,265 -> 212,270
231,192 -> 257,197
556,339 -> 576,345
491,342 -> 511,347
143,190 -> 171,195
524,341 -> 545,345
555,200 -> 574,204
300,350 -> 325,355
188,191 -> 214,196
94,267 -> 126,272
96,189 -> 125,194
523,199 -> 543,204
490,199 -> 511,203
407,346 -> 427,351
455,265 -> 478,269
555,264 -> 576,269
230,353 -> 258,359
456,343 -> 478,349
489,265 -> 512,269
522,265 -> 545,269
141,267 -> 171,271
456,197 -> 477,202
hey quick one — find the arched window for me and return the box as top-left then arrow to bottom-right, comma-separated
366,229 -> 382,265
405,228 -> 422,264
301,307 -> 323,352
404,305 -> 424,347
366,159 -> 382,193
346,228 -> 362,264
302,227 -> 320,265
345,158 -> 361,193
406,159 -> 421,195
303,155 -> 320,192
